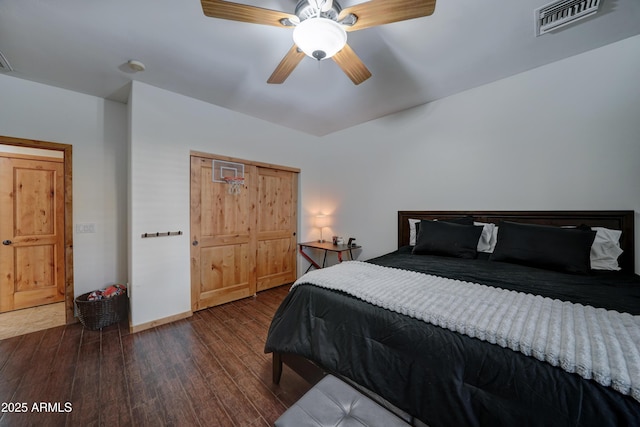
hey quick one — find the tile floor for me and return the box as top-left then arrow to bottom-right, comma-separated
0,302 -> 66,340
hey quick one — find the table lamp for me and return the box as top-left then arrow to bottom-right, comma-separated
315,215 -> 330,243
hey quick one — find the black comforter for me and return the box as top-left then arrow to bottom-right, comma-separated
373,247 -> 640,314
265,248 -> 640,426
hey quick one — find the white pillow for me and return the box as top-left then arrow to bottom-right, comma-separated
409,218 -> 420,246
561,225 -> 623,270
474,222 -> 497,253
590,227 -> 623,271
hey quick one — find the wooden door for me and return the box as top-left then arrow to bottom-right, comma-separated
0,155 -> 65,312
256,167 -> 297,291
190,156 -> 257,311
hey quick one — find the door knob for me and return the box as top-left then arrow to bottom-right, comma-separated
2,240 -> 12,245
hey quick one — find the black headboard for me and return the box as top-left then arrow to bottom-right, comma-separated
398,210 -> 635,274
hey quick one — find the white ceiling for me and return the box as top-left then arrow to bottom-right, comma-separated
1,0 -> 639,136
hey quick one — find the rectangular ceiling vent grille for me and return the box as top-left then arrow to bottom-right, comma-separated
535,0 -> 601,36
0,50 -> 13,73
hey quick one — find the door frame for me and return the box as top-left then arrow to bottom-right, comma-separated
0,135 -> 74,324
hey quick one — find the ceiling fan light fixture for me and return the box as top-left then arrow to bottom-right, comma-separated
293,17 -> 347,60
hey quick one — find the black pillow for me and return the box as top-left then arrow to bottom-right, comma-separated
413,220 -> 483,259
490,221 -> 596,274
414,216 -> 474,238
443,216 -> 475,225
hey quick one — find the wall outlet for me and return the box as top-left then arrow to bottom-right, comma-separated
76,223 -> 96,234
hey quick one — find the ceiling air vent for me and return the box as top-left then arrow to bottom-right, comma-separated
535,0 -> 601,36
0,50 -> 13,73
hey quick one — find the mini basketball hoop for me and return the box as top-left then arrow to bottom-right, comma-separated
223,176 -> 245,195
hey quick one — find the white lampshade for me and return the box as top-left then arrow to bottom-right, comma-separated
293,18 -> 347,60
314,215 -> 330,228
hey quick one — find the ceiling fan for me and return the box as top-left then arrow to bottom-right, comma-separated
200,0 -> 436,85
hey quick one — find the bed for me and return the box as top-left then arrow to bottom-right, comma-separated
265,211 -> 640,426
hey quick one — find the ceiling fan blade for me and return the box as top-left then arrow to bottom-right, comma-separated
267,45 -> 306,84
201,0 -> 296,27
332,44 -> 372,85
338,0 -> 436,32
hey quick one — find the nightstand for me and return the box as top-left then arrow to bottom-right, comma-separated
298,241 -> 362,272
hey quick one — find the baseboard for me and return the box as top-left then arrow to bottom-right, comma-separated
129,310 -> 193,334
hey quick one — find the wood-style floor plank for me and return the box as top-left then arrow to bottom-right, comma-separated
0,285 -> 312,426
174,357 -> 235,427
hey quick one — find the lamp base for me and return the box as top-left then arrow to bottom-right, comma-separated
318,239 -> 325,243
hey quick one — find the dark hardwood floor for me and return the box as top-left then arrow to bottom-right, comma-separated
0,285 -> 313,427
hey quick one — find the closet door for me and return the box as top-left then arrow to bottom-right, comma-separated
190,156 -> 257,311
191,154 -> 298,310
256,167 -> 297,291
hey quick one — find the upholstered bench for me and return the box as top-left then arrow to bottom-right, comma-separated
275,374 -> 411,427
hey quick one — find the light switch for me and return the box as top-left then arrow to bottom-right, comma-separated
76,223 -> 96,234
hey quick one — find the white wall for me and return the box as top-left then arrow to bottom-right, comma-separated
317,34 -> 640,271
127,81 -> 319,326
0,74 -> 128,296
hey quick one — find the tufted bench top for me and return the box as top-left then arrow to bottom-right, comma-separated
275,374 -> 411,427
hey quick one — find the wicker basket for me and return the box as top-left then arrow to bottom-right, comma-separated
75,291 -> 128,330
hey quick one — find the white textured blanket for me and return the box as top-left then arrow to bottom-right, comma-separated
292,261 -> 640,401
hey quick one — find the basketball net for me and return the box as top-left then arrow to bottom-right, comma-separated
223,176 -> 244,195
